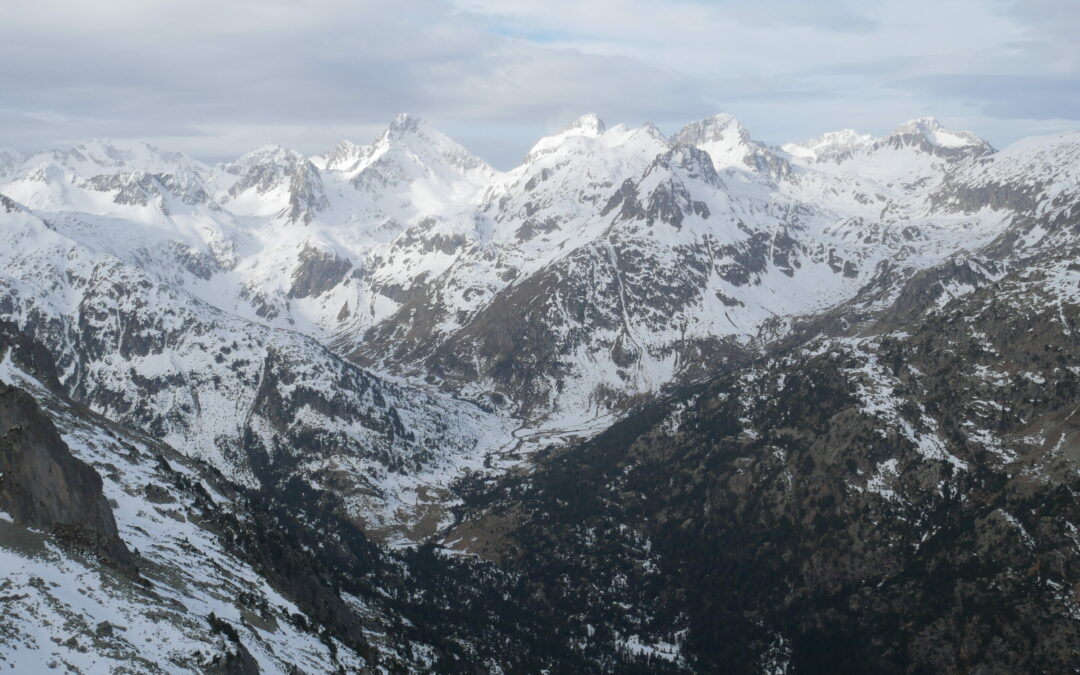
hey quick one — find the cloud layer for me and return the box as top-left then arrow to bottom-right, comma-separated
1,0 -> 1076,166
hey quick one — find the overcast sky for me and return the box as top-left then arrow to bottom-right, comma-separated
1,0 -> 1077,167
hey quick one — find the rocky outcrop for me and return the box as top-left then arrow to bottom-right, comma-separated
288,244 -> 352,299
0,384 -> 133,568
224,145 -> 329,224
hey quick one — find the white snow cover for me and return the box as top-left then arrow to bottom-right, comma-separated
1,111 -> 1076,481
783,129 -> 872,160
0,366 -> 376,672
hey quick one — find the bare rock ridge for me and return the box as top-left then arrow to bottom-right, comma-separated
0,384 -> 133,568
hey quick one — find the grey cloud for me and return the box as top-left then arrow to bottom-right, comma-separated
897,73 -> 1080,120
0,0 -> 1076,165
0,0 -> 710,165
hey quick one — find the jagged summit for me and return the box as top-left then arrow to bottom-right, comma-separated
522,114 -> 615,163
783,129 -> 872,161
318,138 -> 369,172
220,143 -> 328,223
672,113 -> 747,146
783,117 -> 993,170
882,117 -> 993,158
377,113 -> 447,148
670,113 -> 787,175
228,143 -> 307,167
559,113 -> 607,136
17,138 -> 208,180
890,117 -> 986,148
387,111 -> 424,135
364,113 -> 490,175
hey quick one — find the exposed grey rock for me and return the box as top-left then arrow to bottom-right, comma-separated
288,244 -> 352,299
225,146 -> 328,224
0,384 -> 133,568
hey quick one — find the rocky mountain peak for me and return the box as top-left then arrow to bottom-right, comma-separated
646,144 -> 721,185
885,117 -> 992,156
671,113 -> 771,172
387,111 -> 423,135
362,113 -> 490,176
228,143 -> 305,170
783,128 -> 873,161
630,122 -> 669,145
21,138 -> 207,182
672,113 -> 746,146
319,139 -> 371,172
672,113 -> 794,181
522,114 -> 613,165
560,113 -> 607,136
222,144 -> 328,223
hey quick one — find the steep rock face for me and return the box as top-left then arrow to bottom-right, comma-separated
930,131 -> 1080,215
288,244 -> 353,299
0,384 -> 132,567
673,113 -> 792,180
220,144 -> 329,224
883,117 -> 993,159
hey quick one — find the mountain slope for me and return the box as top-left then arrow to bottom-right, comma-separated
447,208 -> 1080,670
0,193 -> 510,542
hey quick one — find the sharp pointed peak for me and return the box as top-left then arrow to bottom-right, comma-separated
391,111 -> 420,126
384,112 -> 432,139
634,121 -> 667,138
559,113 -> 606,136
378,113 -> 463,150
314,139 -> 371,172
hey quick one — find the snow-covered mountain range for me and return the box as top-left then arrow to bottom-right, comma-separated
5,114 -> 1071,418
2,112 -> 1079,672
3,111 -> 1078,531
